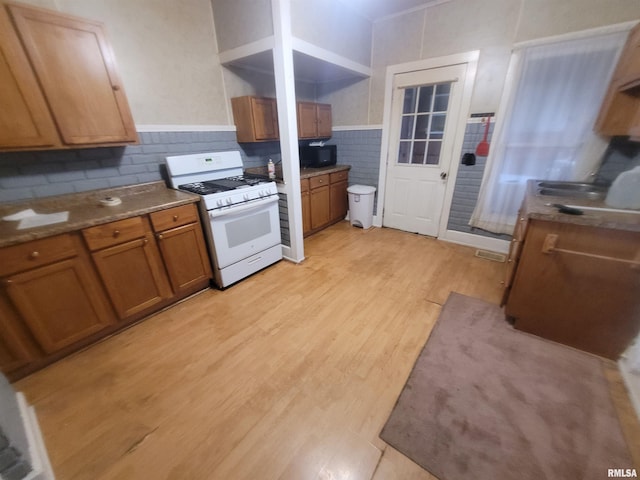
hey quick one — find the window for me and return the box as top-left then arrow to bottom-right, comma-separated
470,32 -> 626,234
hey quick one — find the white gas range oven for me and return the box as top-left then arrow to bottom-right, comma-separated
166,151 -> 282,288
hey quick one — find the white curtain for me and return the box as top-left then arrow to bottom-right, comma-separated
470,32 -> 626,235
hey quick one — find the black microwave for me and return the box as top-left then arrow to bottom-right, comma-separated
299,145 -> 337,168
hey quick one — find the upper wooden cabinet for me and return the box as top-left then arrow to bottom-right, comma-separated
297,102 -> 332,139
595,23 -> 640,138
0,1 -> 138,151
231,96 -> 279,142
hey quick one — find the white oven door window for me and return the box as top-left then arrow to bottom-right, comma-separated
208,198 -> 281,269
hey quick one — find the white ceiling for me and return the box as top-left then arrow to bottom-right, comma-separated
339,0 -> 446,20
223,0 -> 448,83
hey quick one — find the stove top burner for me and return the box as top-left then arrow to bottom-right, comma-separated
178,173 -> 272,196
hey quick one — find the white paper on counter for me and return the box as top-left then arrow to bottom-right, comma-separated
16,211 -> 69,230
2,209 -> 36,221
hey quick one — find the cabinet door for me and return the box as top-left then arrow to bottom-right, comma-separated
8,3 -> 137,145
595,23 -> 640,136
156,223 -> 212,294
92,235 -> 172,319
297,102 -> 318,139
507,220 -> 640,359
330,180 -> 348,222
310,185 -> 330,230
0,291 -> 39,375
4,257 -> 114,354
252,97 -> 279,141
316,104 -> 332,138
0,6 -> 58,149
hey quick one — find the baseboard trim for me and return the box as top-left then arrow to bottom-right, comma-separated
439,229 -> 510,254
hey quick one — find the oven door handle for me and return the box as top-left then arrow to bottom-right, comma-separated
208,195 -> 278,219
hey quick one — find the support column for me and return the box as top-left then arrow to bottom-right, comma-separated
271,0 -> 304,263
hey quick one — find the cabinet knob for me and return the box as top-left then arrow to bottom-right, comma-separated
173,215 -> 178,221
29,251 -> 40,259
113,230 -> 120,237
143,238 -> 148,245
4,279 -> 13,285
157,234 -> 164,240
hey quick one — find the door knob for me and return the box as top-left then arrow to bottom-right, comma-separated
440,172 -> 447,179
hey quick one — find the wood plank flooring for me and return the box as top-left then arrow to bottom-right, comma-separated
14,222 -> 639,479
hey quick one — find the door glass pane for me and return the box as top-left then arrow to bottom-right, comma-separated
398,142 -> 411,163
411,141 -> 426,164
403,88 -> 417,113
400,117 -> 414,139
430,114 -> 446,139
417,86 -> 434,113
397,81 -> 452,167
415,115 -> 430,139
434,83 -> 450,112
426,141 -> 442,165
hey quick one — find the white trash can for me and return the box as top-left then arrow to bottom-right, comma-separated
347,184 -> 376,229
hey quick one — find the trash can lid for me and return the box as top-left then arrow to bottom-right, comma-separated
347,185 -> 376,195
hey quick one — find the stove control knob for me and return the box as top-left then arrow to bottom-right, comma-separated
216,199 -> 224,208
226,198 -> 233,205
243,193 -> 250,201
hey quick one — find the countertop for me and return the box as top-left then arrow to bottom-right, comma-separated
522,179 -> 640,232
245,164 -> 351,183
0,182 -> 200,248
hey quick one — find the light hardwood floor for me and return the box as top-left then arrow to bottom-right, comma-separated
14,222 -> 640,479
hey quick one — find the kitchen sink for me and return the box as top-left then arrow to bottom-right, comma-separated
536,181 -> 607,200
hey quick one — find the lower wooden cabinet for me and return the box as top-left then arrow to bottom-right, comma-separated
301,169 -> 349,237
504,218 -> 640,360
0,201 -> 212,380
0,291 -> 40,373
6,256 -> 115,353
0,233 -> 115,377
310,177 -> 330,230
87,228 -> 173,320
150,204 -> 212,296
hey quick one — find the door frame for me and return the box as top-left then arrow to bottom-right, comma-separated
375,51 -> 479,237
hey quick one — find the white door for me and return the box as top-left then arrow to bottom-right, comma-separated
383,64 -> 467,236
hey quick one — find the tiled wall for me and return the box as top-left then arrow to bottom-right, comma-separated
447,121 -> 512,241
278,192 -> 290,247
0,132 -> 279,204
327,129 -> 382,209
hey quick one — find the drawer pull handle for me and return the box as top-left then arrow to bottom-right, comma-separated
29,251 -> 40,259
113,230 -> 120,237
542,233 -> 640,267
4,279 -> 13,285
173,215 -> 179,221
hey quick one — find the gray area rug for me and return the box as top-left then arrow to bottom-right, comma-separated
380,292 -> 634,480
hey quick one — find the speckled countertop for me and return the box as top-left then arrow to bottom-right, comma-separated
245,164 -> 351,183
0,182 -> 200,248
522,179 -> 640,232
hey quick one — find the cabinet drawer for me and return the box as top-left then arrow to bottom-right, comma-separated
300,178 -> 309,193
83,216 -> 145,251
0,234 -> 76,277
150,203 -> 199,232
309,174 -> 330,189
330,170 -> 348,183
